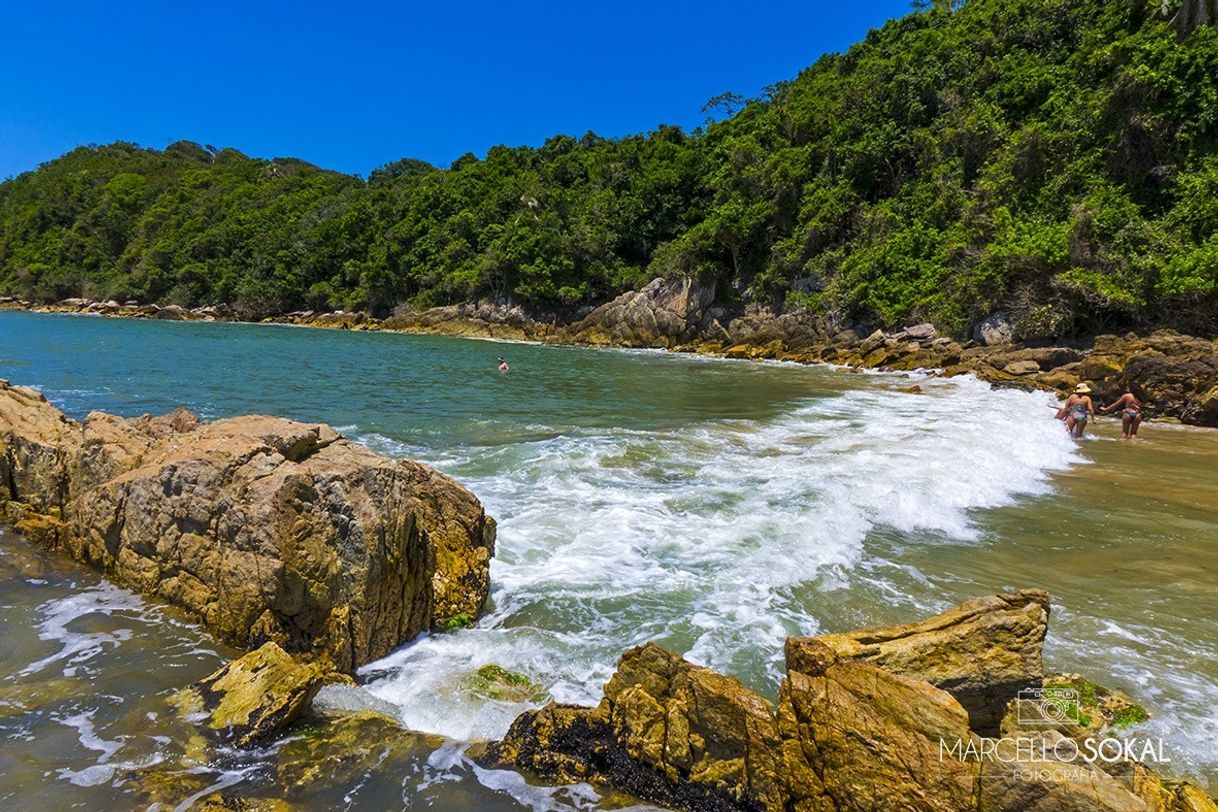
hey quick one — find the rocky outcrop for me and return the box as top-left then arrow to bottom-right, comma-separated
568,276 -> 718,348
381,299 -> 563,341
780,640 -> 981,812
486,643 -> 786,812
486,592 -> 1216,812
0,380 -> 495,672
794,588 -> 1050,735
746,328 -> 1218,427
1084,332 -> 1218,425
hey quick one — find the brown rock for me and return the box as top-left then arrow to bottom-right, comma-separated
489,642 -> 981,812
0,382 -> 77,512
570,277 -> 716,348
781,640 -> 980,812
1039,368 -> 1082,393
904,322 -> 939,341
787,589 -> 1050,736
486,591 -> 1215,812
977,731 -> 1150,811
1004,360 -> 1042,376
172,642 -> 326,747
0,381 -> 495,671
485,644 -> 783,812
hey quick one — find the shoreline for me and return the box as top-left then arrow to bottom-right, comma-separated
4,295 -> 1217,428
3,317 -> 1217,807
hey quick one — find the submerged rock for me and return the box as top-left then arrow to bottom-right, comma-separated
0,676 -> 83,718
461,664 -> 549,704
0,380 -> 496,671
274,710 -> 443,795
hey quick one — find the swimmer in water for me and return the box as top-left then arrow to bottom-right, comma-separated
498,357 -> 509,372
1056,383 -> 1095,439
1101,381 -> 1147,440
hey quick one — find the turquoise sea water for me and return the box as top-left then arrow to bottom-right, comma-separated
1,310 -> 1215,808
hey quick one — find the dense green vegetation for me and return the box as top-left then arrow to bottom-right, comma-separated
2,0 -> 1217,335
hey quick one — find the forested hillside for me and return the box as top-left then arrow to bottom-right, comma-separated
3,0 -> 1217,335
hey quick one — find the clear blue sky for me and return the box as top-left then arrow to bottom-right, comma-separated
0,1 -> 913,180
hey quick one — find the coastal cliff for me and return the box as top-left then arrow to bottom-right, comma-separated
0,379 -> 496,672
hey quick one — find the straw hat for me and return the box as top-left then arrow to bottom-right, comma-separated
1073,383 -> 1092,394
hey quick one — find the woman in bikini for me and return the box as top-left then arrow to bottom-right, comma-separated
1101,381 -> 1147,440
1057,383 -> 1095,438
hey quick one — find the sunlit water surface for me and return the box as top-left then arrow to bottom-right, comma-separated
1,311 -> 1215,809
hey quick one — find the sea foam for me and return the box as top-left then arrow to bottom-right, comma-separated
359,374 -> 1082,741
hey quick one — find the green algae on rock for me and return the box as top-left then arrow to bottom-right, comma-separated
171,642 -> 327,747
461,664 -> 550,704
275,711 -> 445,795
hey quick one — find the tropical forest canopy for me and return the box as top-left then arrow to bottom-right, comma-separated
2,0 -> 1217,336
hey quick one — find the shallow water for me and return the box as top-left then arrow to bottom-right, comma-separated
1,310 -> 1215,808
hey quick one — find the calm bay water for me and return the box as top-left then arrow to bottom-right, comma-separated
1,310 -> 1215,808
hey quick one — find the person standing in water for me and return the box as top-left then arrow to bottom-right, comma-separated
1101,381 -> 1147,440
1058,383 -> 1095,438
498,356 -> 509,372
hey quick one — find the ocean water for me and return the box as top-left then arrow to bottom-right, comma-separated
1,310 -> 1215,809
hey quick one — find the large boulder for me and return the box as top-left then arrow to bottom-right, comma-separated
570,277 -> 716,348
973,313 -> 1014,346
791,589 -> 1050,735
486,642 -> 981,812
485,643 -> 784,812
0,380 -> 77,513
779,639 -> 980,812
0,380 -> 495,672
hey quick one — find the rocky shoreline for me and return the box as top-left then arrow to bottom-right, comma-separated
484,590 -> 1216,812
0,380 -> 495,745
5,281 -> 1217,427
2,378 -> 1216,809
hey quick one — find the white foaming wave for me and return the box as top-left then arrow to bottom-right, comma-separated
361,374 -> 1082,745
52,710 -> 126,787
1050,611 -> 1218,792
20,583 -> 145,677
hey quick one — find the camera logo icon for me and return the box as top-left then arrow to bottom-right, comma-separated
1016,686 -> 1080,726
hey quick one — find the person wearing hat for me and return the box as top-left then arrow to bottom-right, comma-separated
1057,383 -> 1095,438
